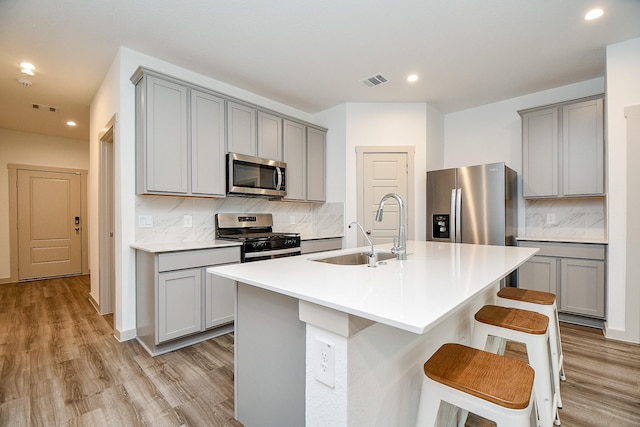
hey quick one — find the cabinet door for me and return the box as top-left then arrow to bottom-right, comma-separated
517,255 -> 557,295
205,269 -> 236,329
283,120 -> 306,201
158,268 -> 203,343
227,102 -> 257,156
257,111 -> 282,161
562,98 -> 604,196
191,90 -> 226,196
522,107 -> 559,197
560,258 -> 605,318
306,127 -> 326,202
143,76 -> 189,194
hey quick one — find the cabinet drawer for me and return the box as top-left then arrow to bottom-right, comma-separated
301,238 -> 342,254
518,241 -> 605,260
158,246 -> 241,272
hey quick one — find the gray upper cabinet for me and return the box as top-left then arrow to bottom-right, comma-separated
132,67 -> 327,201
133,70 -> 226,197
191,90 -> 226,196
562,99 -> 604,196
136,74 -> 189,194
283,120 -> 306,201
522,107 -> 558,197
227,102 -> 257,156
521,96 -> 604,198
257,111 -> 283,160
306,127 -> 327,202
283,122 -> 326,202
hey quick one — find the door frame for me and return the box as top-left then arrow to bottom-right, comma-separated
8,164 -> 88,283
97,115 -> 116,315
355,146 -> 415,245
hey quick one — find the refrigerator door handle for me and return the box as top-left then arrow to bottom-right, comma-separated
455,188 -> 462,243
450,189 -> 457,243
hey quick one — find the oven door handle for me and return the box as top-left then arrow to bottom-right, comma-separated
244,247 -> 301,259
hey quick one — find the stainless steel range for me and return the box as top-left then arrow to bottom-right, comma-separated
215,213 -> 301,262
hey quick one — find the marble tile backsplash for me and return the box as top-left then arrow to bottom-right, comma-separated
524,197 -> 606,240
135,196 -> 344,244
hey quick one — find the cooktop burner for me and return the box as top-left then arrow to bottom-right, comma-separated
215,213 -> 301,262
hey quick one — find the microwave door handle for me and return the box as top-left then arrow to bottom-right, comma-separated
273,167 -> 280,190
275,167 -> 283,190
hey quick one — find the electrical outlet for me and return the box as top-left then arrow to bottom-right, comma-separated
314,338 -> 335,388
138,215 -> 153,228
183,214 -> 193,228
290,215 -> 296,224
546,213 -> 556,225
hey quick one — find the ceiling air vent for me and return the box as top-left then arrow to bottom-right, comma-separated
361,74 -> 388,88
32,103 -> 57,112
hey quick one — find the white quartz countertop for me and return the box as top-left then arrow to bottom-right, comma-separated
131,240 -> 242,253
208,241 -> 538,335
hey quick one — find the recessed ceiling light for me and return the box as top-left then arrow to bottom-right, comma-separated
20,62 -> 35,70
407,74 -> 418,82
21,68 -> 35,76
66,121 -> 77,127
585,8 -> 604,20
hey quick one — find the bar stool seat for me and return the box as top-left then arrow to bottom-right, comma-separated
472,305 -> 561,427
497,287 -> 566,408
416,343 -> 536,427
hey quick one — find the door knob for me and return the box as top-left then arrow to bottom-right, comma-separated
75,227 -> 80,231
366,230 -> 371,235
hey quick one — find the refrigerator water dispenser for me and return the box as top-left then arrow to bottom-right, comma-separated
433,214 -> 450,239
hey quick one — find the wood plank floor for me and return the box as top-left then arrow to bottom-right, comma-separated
1,275 -> 638,426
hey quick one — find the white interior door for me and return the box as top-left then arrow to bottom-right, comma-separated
17,169 -> 82,280
359,150 -> 411,246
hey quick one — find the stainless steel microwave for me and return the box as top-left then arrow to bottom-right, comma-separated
227,153 -> 287,197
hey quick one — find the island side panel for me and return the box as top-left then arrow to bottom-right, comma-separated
235,282 -> 306,427
304,282 -> 500,427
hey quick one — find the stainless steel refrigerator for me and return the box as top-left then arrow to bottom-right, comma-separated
426,162 -> 517,246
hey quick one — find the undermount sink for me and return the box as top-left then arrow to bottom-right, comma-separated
312,251 -> 397,265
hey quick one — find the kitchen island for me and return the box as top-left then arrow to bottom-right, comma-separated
208,240 -> 537,427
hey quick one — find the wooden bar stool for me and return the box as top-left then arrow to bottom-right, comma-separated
497,287 -> 566,408
416,343 -> 536,427
472,305 -> 560,427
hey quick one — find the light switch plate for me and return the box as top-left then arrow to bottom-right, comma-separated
138,214 -> 153,228
183,214 -> 193,228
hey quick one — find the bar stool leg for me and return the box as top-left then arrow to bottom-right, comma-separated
472,323 -> 560,427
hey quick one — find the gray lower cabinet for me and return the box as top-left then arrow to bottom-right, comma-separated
158,268 -> 203,342
517,241 -> 606,320
136,245 -> 240,356
283,120 -> 327,202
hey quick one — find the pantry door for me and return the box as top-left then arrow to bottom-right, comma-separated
356,146 -> 415,246
17,169 -> 82,280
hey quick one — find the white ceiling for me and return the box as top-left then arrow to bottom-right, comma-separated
1,0 -> 640,141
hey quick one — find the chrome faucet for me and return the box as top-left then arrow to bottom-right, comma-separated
375,193 -> 407,260
348,221 -> 378,267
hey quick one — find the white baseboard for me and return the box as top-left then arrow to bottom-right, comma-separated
115,327 -> 137,342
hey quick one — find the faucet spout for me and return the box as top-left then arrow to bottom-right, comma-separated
375,193 -> 407,260
348,221 -> 378,267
